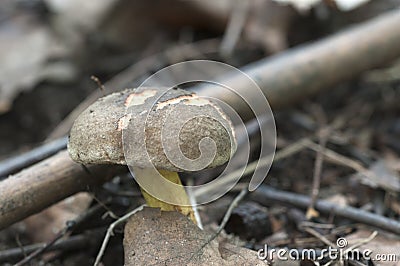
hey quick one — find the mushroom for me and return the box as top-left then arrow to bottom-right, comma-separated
68,87 -> 236,223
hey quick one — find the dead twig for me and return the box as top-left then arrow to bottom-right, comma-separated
94,204 -> 146,266
251,185 -> 400,235
301,226 -> 336,248
307,106 -> 329,219
2,204 -> 106,264
0,233 -> 95,263
214,188 -> 248,238
194,138 -> 311,199
14,223 -> 73,266
190,188 -> 248,261
219,0 -> 249,56
344,231 -> 378,252
304,141 -> 381,183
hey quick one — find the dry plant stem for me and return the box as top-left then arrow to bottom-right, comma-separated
215,188 -> 248,237
304,141 -> 380,182
90,75 -> 106,92
0,233 -> 94,262
191,188 -> 248,261
301,226 -> 336,248
220,0 -> 249,56
94,204 -> 145,266
194,138 -> 311,198
251,186 -> 400,234
196,137 -> 386,205
0,150 -> 126,230
307,106 -> 329,219
344,231 -> 377,252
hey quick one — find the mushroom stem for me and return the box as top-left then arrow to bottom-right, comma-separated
137,169 -> 197,224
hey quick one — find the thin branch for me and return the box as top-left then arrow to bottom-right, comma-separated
220,0 -> 249,56
307,105 -> 329,219
215,188 -> 248,237
14,225 -> 72,266
344,231 -> 378,253
251,185 -> 400,235
0,234 -> 94,263
1,203 -> 106,264
301,226 -> 336,248
304,141 -> 382,184
94,204 -> 146,266
13,203 -> 106,265
194,138 -> 311,199
0,137 -> 67,179
190,188 -> 248,261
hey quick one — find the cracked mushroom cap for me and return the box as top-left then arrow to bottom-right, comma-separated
68,87 -> 236,172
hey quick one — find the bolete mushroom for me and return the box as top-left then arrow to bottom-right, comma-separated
68,87 -> 236,223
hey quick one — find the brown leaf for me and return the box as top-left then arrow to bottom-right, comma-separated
123,207 -> 268,265
23,192 -> 92,242
354,159 -> 400,192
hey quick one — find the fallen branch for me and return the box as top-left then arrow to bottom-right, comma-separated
0,150 -> 126,230
251,185 -> 400,235
50,9 -> 400,137
0,137 -> 67,179
196,9 -> 400,120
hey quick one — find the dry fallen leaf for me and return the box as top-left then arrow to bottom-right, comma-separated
23,192 -> 92,242
353,159 -> 400,193
0,15 -> 54,113
123,207 -> 268,265
244,0 -> 296,53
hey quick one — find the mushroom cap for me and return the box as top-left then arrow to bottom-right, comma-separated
68,87 -> 236,172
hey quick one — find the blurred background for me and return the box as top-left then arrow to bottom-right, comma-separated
1,0 -> 398,157
1,0 -> 400,265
